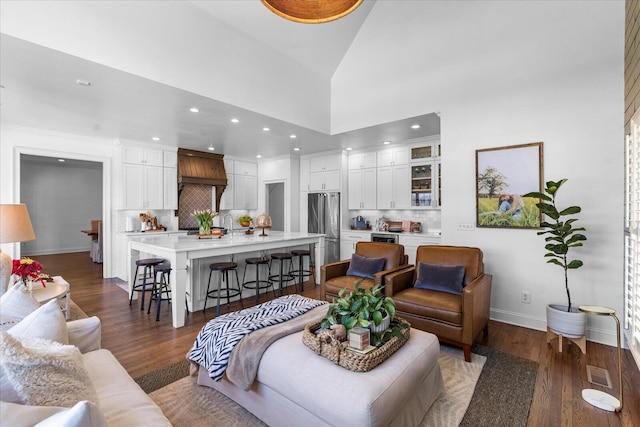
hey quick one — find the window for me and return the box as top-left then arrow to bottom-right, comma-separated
624,120 -> 640,358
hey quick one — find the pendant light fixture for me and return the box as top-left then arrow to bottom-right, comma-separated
261,0 -> 362,24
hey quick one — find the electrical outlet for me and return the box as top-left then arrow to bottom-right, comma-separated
521,291 -> 531,304
457,222 -> 476,231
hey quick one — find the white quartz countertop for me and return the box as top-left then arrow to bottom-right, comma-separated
128,231 -> 325,253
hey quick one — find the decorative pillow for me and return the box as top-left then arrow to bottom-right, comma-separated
0,330 -> 98,407
35,401 -> 107,427
346,253 -> 386,279
0,401 -> 106,427
414,262 -> 466,295
0,282 -> 41,326
8,299 -> 68,345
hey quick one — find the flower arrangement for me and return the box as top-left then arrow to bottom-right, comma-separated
12,258 -> 45,288
192,209 -> 217,235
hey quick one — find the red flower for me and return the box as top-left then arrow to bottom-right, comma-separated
12,258 -> 45,287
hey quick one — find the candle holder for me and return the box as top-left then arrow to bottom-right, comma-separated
578,305 -> 623,412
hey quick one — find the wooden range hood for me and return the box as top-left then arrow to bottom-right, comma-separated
177,148 -> 227,210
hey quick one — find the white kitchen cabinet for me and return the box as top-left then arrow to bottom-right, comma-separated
376,164 -> 410,209
307,153 -> 341,192
348,168 -> 376,209
163,167 -> 178,210
399,234 -> 441,264
309,169 -> 340,192
348,151 -> 377,170
163,150 -> 178,168
340,231 -> 371,259
122,146 -> 163,166
219,160 -> 257,210
235,173 -> 257,210
377,147 -> 409,167
122,163 -> 163,210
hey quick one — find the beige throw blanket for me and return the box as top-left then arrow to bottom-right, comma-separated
222,305 -> 327,390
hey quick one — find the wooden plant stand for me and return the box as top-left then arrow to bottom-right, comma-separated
546,327 -> 586,354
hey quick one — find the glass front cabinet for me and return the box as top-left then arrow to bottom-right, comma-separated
409,139 -> 441,209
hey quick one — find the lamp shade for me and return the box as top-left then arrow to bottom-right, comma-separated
0,204 -> 36,243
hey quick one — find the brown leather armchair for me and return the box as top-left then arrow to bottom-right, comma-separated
385,245 -> 492,362
320,242 -> 409,302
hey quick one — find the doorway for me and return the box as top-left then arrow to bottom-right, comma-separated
20,154 -> 103,263
266,182 -> 285,231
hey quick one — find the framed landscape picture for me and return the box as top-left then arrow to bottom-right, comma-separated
476,142 -> 543,229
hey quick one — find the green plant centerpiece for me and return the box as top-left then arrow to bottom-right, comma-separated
525,178 -> 587,341
320,281 -> 406,347
237,215 -> 252,226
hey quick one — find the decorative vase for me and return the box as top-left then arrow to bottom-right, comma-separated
198,223 -> 211,235
547,304 -> 586,338
369,313 -> 391,334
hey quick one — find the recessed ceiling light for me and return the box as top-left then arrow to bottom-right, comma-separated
231,118 -> 239,123
263,127 -> 270,132
346,147 -> 353,151
256,154 -> 262,158
382,141 -> 391,145
290,134 -> 297,139
58,159 -> 65,162
411,124 -> 421,129
293,147 -> 300,151
208,145 -> 215,151
76,79 -> 91,86
190,107 -> 199,113
152,137 -> 160,141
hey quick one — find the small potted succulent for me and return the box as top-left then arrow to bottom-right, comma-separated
321,281 -> 405,346
524,179 -> 587,338
237,215 -> 253,227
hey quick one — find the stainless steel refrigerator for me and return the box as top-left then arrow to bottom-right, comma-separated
308,192 -> 340,264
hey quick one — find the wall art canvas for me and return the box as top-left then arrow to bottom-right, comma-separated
476,142 -> 543,229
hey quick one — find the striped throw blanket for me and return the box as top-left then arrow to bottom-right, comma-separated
187,294 -> 327,381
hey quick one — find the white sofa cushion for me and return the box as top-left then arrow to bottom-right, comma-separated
8,299 -> 68,345
0,282 -> 41,331
0,330 -> 98,407
83,349 -> 172,426
1,400 -> 106,427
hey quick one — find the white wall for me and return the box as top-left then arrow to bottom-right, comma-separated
258,155 -> 300,232
332,1 -> 624,346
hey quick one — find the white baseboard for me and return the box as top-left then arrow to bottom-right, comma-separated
490,308 -> 621,348
23,247 -> 90,256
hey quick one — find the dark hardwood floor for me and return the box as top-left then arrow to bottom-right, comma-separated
37,251 -> 639,426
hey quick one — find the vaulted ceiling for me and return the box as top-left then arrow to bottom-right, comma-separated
0,1 -> 440,159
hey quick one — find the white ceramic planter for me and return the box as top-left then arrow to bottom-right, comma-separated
547,304 -> 586,338
369,314 -> 391,334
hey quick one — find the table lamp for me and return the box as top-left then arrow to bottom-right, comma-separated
0,204 -> 36,294
578,305 -> 623,412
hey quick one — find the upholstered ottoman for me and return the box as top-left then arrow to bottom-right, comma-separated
197,328 -> 443,427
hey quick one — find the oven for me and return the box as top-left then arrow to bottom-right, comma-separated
370,233 -> 399,244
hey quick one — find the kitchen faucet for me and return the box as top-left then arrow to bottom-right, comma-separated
223,213 -> 234,235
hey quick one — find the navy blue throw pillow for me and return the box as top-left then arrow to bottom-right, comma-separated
414,262 -> 465,295
346,253 -> 386,279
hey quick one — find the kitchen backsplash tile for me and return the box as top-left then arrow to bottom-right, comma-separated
178,184 -> 213,229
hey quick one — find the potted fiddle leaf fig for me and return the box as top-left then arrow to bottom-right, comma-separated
321,281 -> 405,346
524,179 -> 587,338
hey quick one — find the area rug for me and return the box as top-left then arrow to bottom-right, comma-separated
459,345 -> 537,427
146,345 -> 535,427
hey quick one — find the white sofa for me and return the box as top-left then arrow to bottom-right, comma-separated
1,303 -> 171,426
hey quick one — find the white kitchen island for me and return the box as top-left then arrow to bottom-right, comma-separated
127,231 -> 325,328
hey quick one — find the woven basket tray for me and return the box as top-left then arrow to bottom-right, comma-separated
302,318 -> 411,372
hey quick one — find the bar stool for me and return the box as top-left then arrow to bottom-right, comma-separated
242,257 -> 274,305
204,262 -> 244,317
268,253 -> 295,297
289,249 -> 313,292
129,258 -> 165,310
147,263 -> 172,321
